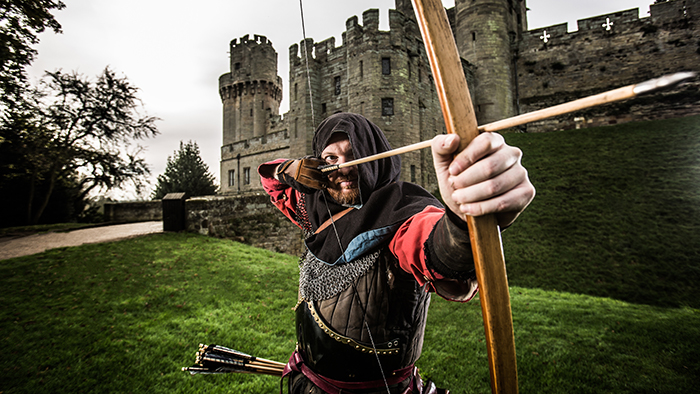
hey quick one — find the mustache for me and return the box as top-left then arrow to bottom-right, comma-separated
332,176 -> 357,184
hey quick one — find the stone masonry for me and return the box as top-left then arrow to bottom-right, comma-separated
220,0 -> 699,196
518,0 -> 700,132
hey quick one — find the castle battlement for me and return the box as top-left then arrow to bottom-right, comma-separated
524,1 -> 698,48
220,0 -> 700,195
289,7 -> 419,62
231,34 -> 274,49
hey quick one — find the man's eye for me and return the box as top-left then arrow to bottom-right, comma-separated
324,156 -> 337,164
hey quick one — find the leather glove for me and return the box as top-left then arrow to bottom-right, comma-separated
276,157 -> 329,191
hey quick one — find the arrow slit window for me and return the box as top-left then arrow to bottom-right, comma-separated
382,98 -> 394,116
382,57 -> 391,75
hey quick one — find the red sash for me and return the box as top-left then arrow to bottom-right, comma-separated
282,350 -> 418,394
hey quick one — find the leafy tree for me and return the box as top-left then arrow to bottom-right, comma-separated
0,67 -> 159,225
0,0 -> 66,104
153,141 -> 218,199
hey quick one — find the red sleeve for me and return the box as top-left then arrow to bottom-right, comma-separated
258,159 -> 303,228
389,206 -> 479,302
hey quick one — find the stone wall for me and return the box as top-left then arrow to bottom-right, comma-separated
103,201 -> 162,223
185,193 -> 303,256
219,0 -> 699,201
517,1 -> 700,132
285,7 -> 449,191
220,128 -> 291,193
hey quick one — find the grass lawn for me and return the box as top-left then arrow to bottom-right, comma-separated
1,115 -> 699,393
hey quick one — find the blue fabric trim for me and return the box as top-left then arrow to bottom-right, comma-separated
305,224 -> 399,266
330,224 -> 399,266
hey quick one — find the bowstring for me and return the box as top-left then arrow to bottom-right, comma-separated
298,0 -> 316,127
298,2 -> 390,389
319,193 -> 392,394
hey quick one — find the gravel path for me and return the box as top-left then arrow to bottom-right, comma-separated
0,221 -> 163,260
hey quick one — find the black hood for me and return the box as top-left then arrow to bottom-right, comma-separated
311,112 -> 401,207
304,113 -> 441,265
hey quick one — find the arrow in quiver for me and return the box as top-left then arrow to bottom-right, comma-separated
182,344 -> 285,377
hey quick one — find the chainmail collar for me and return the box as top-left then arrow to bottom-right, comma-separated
296,194 -> 381,301
299,248 -> 380,302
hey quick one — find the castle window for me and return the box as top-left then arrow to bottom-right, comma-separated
294,118 -> 298,139
334,76 -> 341,95
294,83 -> 298,101
382,57 -> 391,75
410,165 -> 416,183
322,103 -> 327,113
250,107 -> 253,117
472,32 -> 477,41
235,62 -> 241,70
244,167 -> 251,185
228,170 -> 235,187
382,98 -> 394,116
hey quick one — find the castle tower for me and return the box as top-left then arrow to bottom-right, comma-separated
455,0 -> 527,125
219,34 -> 283,145
286,8 -> 446,189
219,34 -> 283,194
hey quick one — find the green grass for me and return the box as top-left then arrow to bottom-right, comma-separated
503,115 -> 700,308
1,115 -> 699,393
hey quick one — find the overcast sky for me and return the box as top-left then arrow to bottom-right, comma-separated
26,0 -> 653,199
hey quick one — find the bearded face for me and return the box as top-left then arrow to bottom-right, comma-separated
327,176 -> 360,205
321,134 -> 361,206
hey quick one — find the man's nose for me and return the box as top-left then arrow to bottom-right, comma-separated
337,165 -> 353,176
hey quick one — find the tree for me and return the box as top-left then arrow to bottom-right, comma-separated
153,141 -> 218,199
0,67 -> 159,225
0,0 -> 65,104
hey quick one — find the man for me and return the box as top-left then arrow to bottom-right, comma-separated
258,113 -> 534,393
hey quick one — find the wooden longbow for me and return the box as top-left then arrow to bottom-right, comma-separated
410,1 -> 519,393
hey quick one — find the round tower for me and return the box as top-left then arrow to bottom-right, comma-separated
219,34 -> 283,145
455,0 -> 527,125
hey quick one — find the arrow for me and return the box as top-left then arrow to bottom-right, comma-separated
319,71 -> 696,173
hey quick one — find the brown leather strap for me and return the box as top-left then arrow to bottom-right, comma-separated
314,207 -> 354,234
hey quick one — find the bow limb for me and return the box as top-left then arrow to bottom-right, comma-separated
410,1 -> 518,393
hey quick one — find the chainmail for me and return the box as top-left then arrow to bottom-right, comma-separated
299,249 -> 380,301
296,196 -> 381,302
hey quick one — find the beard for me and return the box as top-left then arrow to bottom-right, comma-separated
327,184 -> 360,205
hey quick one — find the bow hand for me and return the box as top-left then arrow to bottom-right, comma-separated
432,133 -> 535,229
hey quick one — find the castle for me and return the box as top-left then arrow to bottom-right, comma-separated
219,0 -> 699,195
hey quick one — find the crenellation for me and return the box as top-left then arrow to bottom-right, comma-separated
363,9 -> 380,31
220,0 -> 699,195
346,15 -> 359,31
651,0 -> 697,23
577,9 -> 641,32
314,37 -> 336,60
517,0 -> 699,133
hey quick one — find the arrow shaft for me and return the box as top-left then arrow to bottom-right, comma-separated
319,71 -> 695,174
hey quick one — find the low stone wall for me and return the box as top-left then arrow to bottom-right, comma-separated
102,194 -> 303,256
186,193 -> 303,256
104,200 -> 162,223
